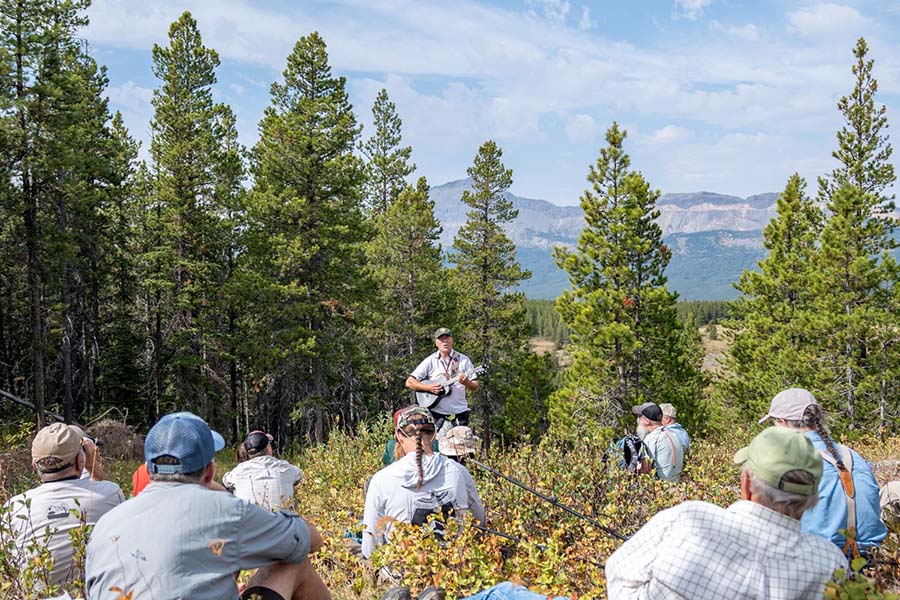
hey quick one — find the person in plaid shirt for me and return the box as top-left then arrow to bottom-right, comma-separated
605,427 -> 847,600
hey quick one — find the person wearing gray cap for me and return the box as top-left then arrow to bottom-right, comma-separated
762,387 -> 886,559
405,327 -> 479,428
605,427 -> 847,599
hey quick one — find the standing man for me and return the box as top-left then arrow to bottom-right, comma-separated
223,430 -> 303,510
659,403 -> 690,452
5,423 -> 125,587
632,403 -> 684,483
605,427 -> 847,599
405,327 -> 479,428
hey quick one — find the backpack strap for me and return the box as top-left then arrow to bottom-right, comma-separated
818,445 -> 859,559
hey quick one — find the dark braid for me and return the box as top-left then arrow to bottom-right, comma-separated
805,404 -> 847,471
397,414 -> 435,491
415,429 -> 425,491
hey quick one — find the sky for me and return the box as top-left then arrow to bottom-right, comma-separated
84,0 -> 900,205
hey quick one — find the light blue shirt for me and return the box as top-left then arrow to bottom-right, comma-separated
800,432 -> 886,553
667,423 -> 691,452
86,481 -> 310,599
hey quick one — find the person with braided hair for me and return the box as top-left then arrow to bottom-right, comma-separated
760,387 -> 887,557
362,407 -> 485,559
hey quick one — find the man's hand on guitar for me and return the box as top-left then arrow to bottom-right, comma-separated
428,383 -> 443,394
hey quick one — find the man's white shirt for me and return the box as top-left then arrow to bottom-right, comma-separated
410,350 -> 476,415
222,455 -> 302,510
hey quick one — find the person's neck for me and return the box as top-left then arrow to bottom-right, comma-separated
40,468 -> 80,483
439,349 -> 452,358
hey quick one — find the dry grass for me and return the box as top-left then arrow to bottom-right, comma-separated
699,325 -> 731,373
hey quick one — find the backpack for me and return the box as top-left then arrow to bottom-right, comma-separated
605,435 -> 648,473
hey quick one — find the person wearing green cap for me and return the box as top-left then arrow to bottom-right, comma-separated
605,427 -> 847,599
405,327 -> 479,427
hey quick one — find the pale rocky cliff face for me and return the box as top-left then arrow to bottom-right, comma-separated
428,180 -> 784,299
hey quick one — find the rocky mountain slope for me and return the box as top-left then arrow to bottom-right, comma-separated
430,179 -> 777,300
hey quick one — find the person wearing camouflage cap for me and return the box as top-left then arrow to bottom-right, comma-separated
362,407 -> 485,559
605,427 -> 847,599
405,327 -> 479,427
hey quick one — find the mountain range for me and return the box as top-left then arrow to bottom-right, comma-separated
429,179 -> 779,300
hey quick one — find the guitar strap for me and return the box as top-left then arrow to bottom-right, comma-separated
818,445 -> 859,559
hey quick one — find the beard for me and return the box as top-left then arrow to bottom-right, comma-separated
636,421 -> 651,440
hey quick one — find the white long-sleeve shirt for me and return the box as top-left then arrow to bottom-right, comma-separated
362,452 -> 485,558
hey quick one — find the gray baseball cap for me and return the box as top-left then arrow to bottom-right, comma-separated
433,327 -> 452,339
758,388 -> 819,424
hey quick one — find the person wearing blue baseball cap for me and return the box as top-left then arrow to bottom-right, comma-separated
85,412 -> 330,600
130,411 -> 228,496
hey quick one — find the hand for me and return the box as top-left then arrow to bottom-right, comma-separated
82,438 -> 101,471
458,372 -> 468,384
429,383 -> 443,395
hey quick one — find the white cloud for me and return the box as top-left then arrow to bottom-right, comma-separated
787,3 -> 868,36
564,113 -> 600,143
673,0 -> 715,20
649,125 -> 692,145
83,0 -> 900,199
526,0 -> 571,26
712,20 -> 760,42
578,6 -> 596,30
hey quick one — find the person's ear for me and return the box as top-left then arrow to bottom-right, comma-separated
740,469 -> 752,501
75,450 -> 86,472
202,462 -> 216,485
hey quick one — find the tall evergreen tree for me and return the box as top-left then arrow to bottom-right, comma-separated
361,88 -> 414,215
450,140 -> 531,449
363,177 -> 450,410
811,38 -> 899,431
722,174 -> 823,419
550,123 -> 702,437
143,11 -> 240,424
246,31 -> 366,443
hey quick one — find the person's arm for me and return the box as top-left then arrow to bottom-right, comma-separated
407,357 -> 443,394
605,505 -> 677,598
237,502 -> 313,570
459,358 -> 479,392
464,469 -> 486,525
362,475 -> 385,559
82,439 -> 110,481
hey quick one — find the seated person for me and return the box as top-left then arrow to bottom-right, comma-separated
223,430 -> 302,510
86,411 -> 329,600
382,406 -> 438,466
605,427 -> 847,599
4,423 -> 124,587
131,411 -> 227,496
762,388 -> 887,556
363,407 -> 485,559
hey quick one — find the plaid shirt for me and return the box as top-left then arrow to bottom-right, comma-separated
605,500 -> 847,600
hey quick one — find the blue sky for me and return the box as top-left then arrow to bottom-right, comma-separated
85,0 -> 900,205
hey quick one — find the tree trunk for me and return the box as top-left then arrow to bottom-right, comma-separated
58,194 -> 74,423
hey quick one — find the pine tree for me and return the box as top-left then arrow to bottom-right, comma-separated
246,31 -> 366,443
550,123 -> 701,437
450,140 -> 531,449
722,174 -> 823,419
361,88 -> 414,215
811,38 -> 899,431
144,11 -> 239,423
363,177 -> 450,410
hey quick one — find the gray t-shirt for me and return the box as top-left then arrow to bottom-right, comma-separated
85,481 -> 310,600
5,477 -> 125,586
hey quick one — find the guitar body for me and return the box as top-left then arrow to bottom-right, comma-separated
415,381 -> 452,409
414,365 -> 487,409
